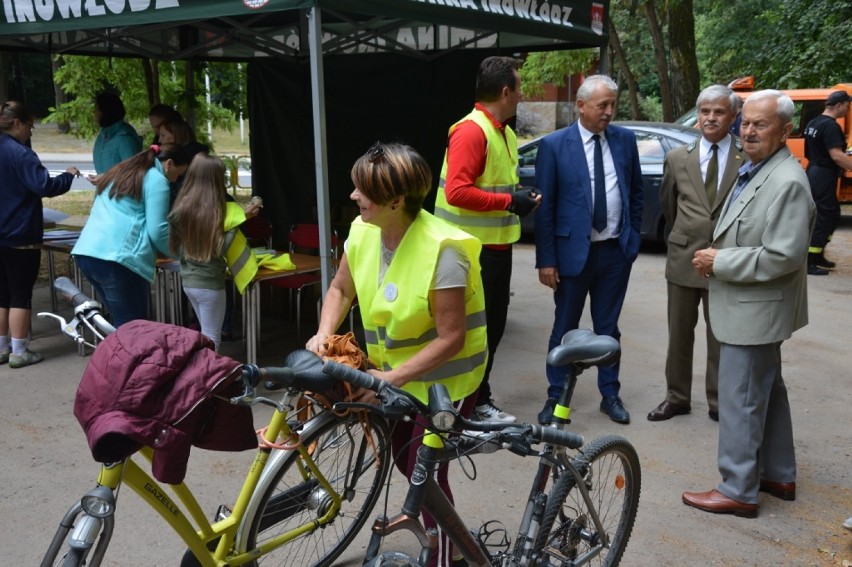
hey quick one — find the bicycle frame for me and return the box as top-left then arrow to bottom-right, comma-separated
364,432 -> 492,567
362,364 -> 613,567
43,398 -> 346,567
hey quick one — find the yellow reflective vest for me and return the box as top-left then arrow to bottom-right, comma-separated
223,202 -> 258,294
434,108 -> 520,245
346,211 -> 487,403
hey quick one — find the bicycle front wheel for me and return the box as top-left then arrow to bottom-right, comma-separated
244,411 -> 392,566
534,435 -> 640,567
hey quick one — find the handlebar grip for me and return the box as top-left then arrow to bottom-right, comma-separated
259,366 -> 296,390
322,360 -> 383,392
54,276 -> 90,308
532,425 -> 584,449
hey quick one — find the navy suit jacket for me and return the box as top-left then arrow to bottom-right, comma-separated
534,122 -> 644,276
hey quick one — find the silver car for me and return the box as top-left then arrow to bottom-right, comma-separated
518,121 -> 701,242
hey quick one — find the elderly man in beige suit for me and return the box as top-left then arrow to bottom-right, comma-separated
683,90 -> 815,518
649,85 -> 744,423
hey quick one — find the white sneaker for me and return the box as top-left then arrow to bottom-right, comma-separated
474,400 -> 516,423
844,517 -> 852,532
8,349 -> 43,368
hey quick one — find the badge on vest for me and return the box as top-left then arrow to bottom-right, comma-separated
383,282 -> 398,302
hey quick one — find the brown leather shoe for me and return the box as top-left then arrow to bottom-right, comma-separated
759,480 -> 796,501
682,489 -> 758,518
647,401 -> 691,421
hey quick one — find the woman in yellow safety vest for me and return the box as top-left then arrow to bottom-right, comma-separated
307,142 -> 487,567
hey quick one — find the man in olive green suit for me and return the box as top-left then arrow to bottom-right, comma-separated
649,85 -> 744,423
683,90 -> 815,518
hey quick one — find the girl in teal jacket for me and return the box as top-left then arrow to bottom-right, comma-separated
73,144 -> 189,327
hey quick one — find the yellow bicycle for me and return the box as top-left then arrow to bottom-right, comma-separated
39,277 -> 391,567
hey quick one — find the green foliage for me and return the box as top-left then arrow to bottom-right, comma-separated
44,56 -> 243,140
609,1 -> 664,99
695,0 -> 851,89
758,0 -> 852,88
520,50 -> 598,99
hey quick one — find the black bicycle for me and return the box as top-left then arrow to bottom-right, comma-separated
321,328 -> 641,567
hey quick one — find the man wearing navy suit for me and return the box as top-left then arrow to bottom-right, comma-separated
534,75 -> 643,424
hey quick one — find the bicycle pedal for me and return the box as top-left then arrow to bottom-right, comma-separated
214,504 -> 233,522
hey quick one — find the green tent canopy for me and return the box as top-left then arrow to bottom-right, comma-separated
1,0 -> 610,291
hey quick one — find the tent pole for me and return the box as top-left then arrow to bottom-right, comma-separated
307,6 -> 332,297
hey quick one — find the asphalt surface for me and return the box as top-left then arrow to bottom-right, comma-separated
38,152 -> 253,191
4,214 -> 851,565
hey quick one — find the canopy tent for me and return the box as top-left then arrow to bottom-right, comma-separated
0,0 -> 610,292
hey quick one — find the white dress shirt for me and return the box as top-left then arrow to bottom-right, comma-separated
577,122 -> 622,241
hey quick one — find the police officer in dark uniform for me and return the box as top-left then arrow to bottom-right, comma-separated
803,90 -> 852,275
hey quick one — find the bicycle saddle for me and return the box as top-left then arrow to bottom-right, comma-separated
546,328 -> 620,369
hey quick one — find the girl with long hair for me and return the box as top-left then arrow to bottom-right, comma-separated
169,154 -> 259,350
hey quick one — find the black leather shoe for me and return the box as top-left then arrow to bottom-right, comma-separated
814,253 -> 836,269
647,400 -> 691,421
600,396 -> 630,424
708,410 -> 719,422
538,398 -> 557,425
807,264 -> 829,276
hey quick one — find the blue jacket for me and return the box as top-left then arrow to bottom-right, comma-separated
73,159 -> 172,282
0,133 -> 73,247
93,121 -> 142,174
534,122 -> 644,276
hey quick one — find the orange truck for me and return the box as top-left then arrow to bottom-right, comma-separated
677,78 -> 852,202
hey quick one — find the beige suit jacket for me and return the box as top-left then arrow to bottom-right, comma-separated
661,134 -> 744,288
709,147 -> 815,345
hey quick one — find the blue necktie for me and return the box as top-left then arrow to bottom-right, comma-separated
592,134 -> 607,232
730,162 -> 754,203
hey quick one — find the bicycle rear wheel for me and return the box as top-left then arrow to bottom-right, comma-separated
533,435 -> 640,567
244,411 -> 392,566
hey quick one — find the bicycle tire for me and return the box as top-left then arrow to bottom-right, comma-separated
244,411 -> 392,566
533,435 -> 640,567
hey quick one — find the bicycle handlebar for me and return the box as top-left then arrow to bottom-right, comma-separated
54,276 -> 91,308
322,359 -> 584,450
37,278 -> 116,345
321,359 -> 384,392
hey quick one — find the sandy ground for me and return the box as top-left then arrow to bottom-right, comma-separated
4,214 -> 852,566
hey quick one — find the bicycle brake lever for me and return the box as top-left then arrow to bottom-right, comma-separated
37,311 -> 68,327
332,401 -> 382,413
38,312 -> 85,343
227,393 -> 286,413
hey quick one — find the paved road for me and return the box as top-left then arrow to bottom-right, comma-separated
39,152 -> 253,191
5,214 -> 852,565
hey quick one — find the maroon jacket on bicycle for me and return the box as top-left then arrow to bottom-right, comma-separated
74,320 -> 257,484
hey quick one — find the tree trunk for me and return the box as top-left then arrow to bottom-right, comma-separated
667,0 -> 700,117
142,59 -> 160,108
51,56 -> 70,133
608,21 -> 641,119
644,0 -> 673,121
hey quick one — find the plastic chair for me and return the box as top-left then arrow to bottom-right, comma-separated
241,214 -> 273,249
264,223 -> 338,337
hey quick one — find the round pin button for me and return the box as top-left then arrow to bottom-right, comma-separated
383,282 -> 398,302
